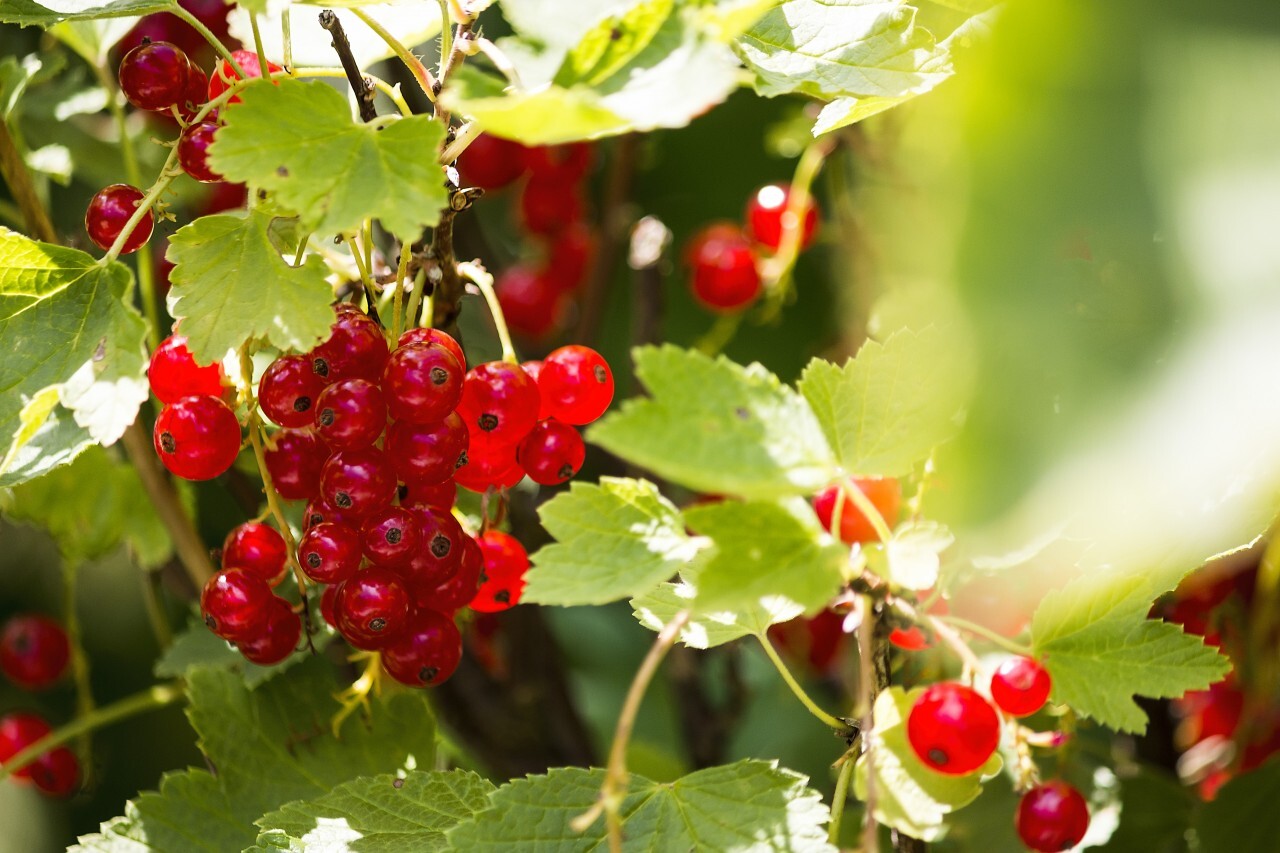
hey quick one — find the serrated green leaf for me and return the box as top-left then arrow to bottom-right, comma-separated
0,398 -> 93,487
154,617 -> 334,687
1194,758 -> 1280,853
441,68 -> 630,144
631,580 -> 803,648
696,0 -> 783,41
1031,573 -> 1232,733
445,760 -> 836,851
876,520 -> 953,590
555,0 -> 674,87
0,54 -> 42,118
798,329 -> 968,477
166,210 -> 334,364
525,477 -> 703,606
208,79 -> 448,239
590,345 -> 837,498
854,687 -> 999,841
49,19 -> 141,66
74,769 -> 246,853
500,0 -> 639,56
251,770 -> 494,852
0,229 -> 148,467
0,0 -> 166,26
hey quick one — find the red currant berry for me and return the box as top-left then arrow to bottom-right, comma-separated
320,447 -> 396,518
685,223 -> 761,312
471,530 -> 530,611
400,507 -> 465,589
361,506 -> 420,567
314,378 -> 386,450
454,441 -> 523,493
455,361 -> 540,449
548,222 -> 597,291
455,133 -> 529,190
118,41 -> 190,111
303,496 -> 360,531
334,568 -> 410,649
320,583 -> 339,628
1016,781 -> 1090,852
311,310 -> 389,385
86,183 -> 152,254
470,570 -> 526,613
496,264 -> 569,340
382,608 -> 462,687
745,183 -> 818,251
263,427 -> 328,500
387,412 -> 468,485
400,478 -> 457,511
521,360 -> 552,419
888,626 -> 932,651
200,567 -> 272,641
259,354 -> 324,428
29,745 -> 79,797
222,522 -> 287,585
539,345 -> 614,426
0,615 -> 70,690
237,596 -> 301,666
207,49 -> 282,104
813,477 -> 902,544
0,713 -> 50,780
519,175 -> 583,236
517,419 -> 585,485
906,682 -> 1001,775
382,343 -> 463,425
148,335 -> 224,404
177,63 -> 208,121
413,534 -> 483,614
177,121 -> 222,183
991,657 -> 1052,717
153,395 -> 241,480
398,327 -> 465,370
523,142 -> 594,182
297,522 -> 361,584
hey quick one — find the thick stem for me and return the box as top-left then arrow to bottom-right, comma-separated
856,595 -> 880,853
828,752 -> 856,845
319,10 -> 378,123
350,7 -> 438,101
757,634 -> 850,731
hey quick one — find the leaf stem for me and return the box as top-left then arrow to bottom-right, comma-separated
249,12 -> 270,79
756,634 -> 850,731
828,749 -> 857,845
392,241 -> 411,340
436,0 -> 453,71
890,596 -> 982,676
694,312 -> 743,356
937,614 -> 1033,657
349,7 -> 438,102
458,260 -> 516,363
169,3 -> 246,79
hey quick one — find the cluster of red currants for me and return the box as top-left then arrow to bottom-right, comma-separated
0,615 -> 78,796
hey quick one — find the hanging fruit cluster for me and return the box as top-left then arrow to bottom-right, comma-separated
0,615 -> 77,797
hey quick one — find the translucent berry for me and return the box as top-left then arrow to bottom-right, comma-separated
412,534 -> 483,614
320,583 -> 339,628
745,183 -> 819,251
496,264 -> 569,339
470,530 -> 528,613
455,361 -> 540,449
222,522 -> 287,585
813,477 -> 902,544
1016,781 -> 1090,852
360,506 -> 420,567
0,615 -> 70,690
201,568 -> 272,641
523,143 -> 594,182
685,223 -> 760,312
315,378 -> 386,450
398,327 -> 465,370
263,427 -> 328,500
177,63 -> 208,121
319,447 -> 396,518
0,713 -> 51,780
454,441 -> 523,493
207,49 -> 283,104
259,354 -> 325,428
906,682 -> 1001,775
517,419 -> 585,485
86,183 -> 152,254
334,568 -> 410,649
29,745 -> 78,797
455,133 -> 528,190
538,345 -> 614,426
382,343 -> 464,425
237,596 -> 301,666
519,175 -> 583,236
888,626 -> 932,651
382,608 -> 462,687
399,507 -> 465,589
297,522 -> 362,584
311,310 -> 389,385
521,360 -> 552,419
118,41 -> 190,111
303,496 -> 360,531
177,121 -> 222,183
991,657 -> 1052,717
148,335 -> 224,404
400,479 -> 457,511
386,412 -> 468,485
153,395 -> 241,480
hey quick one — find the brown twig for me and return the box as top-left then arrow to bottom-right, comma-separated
0,120 -> 56,243
319,10 -> 378,123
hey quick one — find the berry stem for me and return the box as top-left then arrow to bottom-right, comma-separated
889,595 -> 982,676
349,7 -> 439,102
938,614 -> 1034,657
392,241 -> 411,340
827,750 -> 857,845
249,11 -> 271,81
758,137 -> 834,315
458,260 -> 517,363
436,0 -> 453,73
756,634 -> 851,732
168,3 -> 247,80
282,9 -> 294,70
694,312 -> 743,356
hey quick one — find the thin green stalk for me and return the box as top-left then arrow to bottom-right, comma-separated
938,614 -> 1034,657
436,0 -> 453,70
759,138 -> 835,315
350,7 -> 437,101
170,3 -> 246,78
392,241 -> 411,339
458,261 -> 516,363
828,751 -> 857,845
757,635 -> 849,731
405,267 -> 427,329
249,12 -> 270,79
694,312 -> 743,356
282,11 -> 293,69
61,563 -> 94,766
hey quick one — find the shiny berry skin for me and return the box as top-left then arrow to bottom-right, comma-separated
177,121 -> 222,182
0,615 -> 70,690
334,568 -> 410,649
1016,781 -> 1090,852
86,183 -> 152,254
813,477 -> 902,544
201,568 -> 272,641
685,223 -> 761,312
906,682 -> 1001,775
303,496 -> 360,531
263,427 -> 328,500
382,608 -> 462,687
315,378 -> 386,450
539,345 -> 614,426
118,41 -> 190,111
745,183 -> 818,251
888,626 -> 932,651
29,746 -> 78,796
320,583 -> 339,628
177,63 -> 208,121
517,419 -> 585,485
471,530 -> 528,612
400,507 -> 465,588
400,478 -> 457,511
455,361 -> 540,449
222,522 -> 288,585
320,447 -> 396,518
361,507 -> 420,567
259,354 -> 325,428
297,522 -> 362,584
521,360 -> 552,419
154,395 -> 241,480
497,264 -> 569,340
382,343 -> 463,425
454,441 -> 523,493
208,49 -> 282,103
387,412 -> 468,485
991,657 -> 1052,717
398,327 -> 465,370
413,534 -> 483,614
524,142 -> 593,181
455,133 -> 528,190
519,175 -> 583,236
148,335 -> 224,404
470,568 -> 526,613
237,596 -> 301,666
0,713 -> 51,780
311,311 -> 389,385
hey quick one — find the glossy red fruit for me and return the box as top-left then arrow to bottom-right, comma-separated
413,534 -> 483,614
208,49 -> 282,103
0,713 -> 51,780
320,583 -> 339,628
148,335 -> 224,404
200,568 -> 272,641
303,496 -> 360,531
361,507 -> 420,567
496,264 -> 569,340
86,183 -> 152,254
153,395 -> 241,480
29,746 -> 79,797
177,63 -> 208,121
382,608 -> 462,687
888,626 -> 932,651
119,41 -> 190,111
470,568 -> 526,613
521,360 -> 551,419
906,682 -> 1001,775
222,522 -> 288,585
237,596 -> 301,666
320,448 -> 397,519
524,143 -> 593,182
263,427 -> 328,500
311,310 -> 389,385
991,657 -> 1052,718
382,343 -> 463,424
455,361 -> 540,449
297,522 -> 361,584
745,183 -> 819,251
259,354 -> 324,428
400,507 -> 465,589
0,615 -> 70,690
813,477 -> 902,544
177,121 -> 222,182
1016,781 -> 1090,852
387,412 -> 468,485
314,378 -> 386,450
334,568 -> 410,649
472,529 -> 530,611
517,419 -> 584,485
539,345 -> 614,426
519,175 -> 583,236
685,223 -> 761,312
455,133 -> 528,190
548,222 -> 597,291
398,327 -> 465,370
454,441 -> 523,493
400,479 -> 457,510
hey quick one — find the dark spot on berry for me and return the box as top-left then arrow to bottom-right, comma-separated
557,463 -> 574,481
456,451 -> 468,469
294,396 -> 312,412
369,617 -> 387,632
307,512 -> 323,527
398,484 -> 410,500
204,613 -> 217,631
478,413 -> 499,432
334,491 -> 353,509
479,569 -> 489,583
430,366 -> 448,385
430,534 -> 451,558
495,589 -> 510,604
734,407 -> 750,420
392,777 -> 404,789
928,748 -> 948,766
306,553 -> 321,569
160,432 -> 176,453
313,357 -> 330,378
318,408 -> 335,426
594,364 -> 607,383
420,665 -> 439,683
386,527 -> 402,545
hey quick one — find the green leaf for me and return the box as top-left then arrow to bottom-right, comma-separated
876,520 -> 953,590
49,19 -> 142,66
0,229 -> 148,467
525,477 -> 704,606
0,0 -> 166,26
854,687 -> 999,841
208,79 -> 448,239
696,0 -> 783,41
445,760 -> 836,851
798,329 -> 968,477
154,617 -> 334,687
0,54 -> 42,118
166,210 -> 334,364
251,770 -> 495,851
1031,573 -> 1232,733
0,399 -> 93,487
554,0 -> 674,87
1194,758 -> 1280,853
74,769 -> 247,853
590,345 -> 837,498
499,0 -> 639,56
631,580 -> 803,648
441,68 -> 630,144
684,498 -> 847,614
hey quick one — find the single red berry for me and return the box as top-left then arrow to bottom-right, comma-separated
311,310 -> 389,385
398,507 -> 465,589
29,746 -> 78,797
303,496 -> 360,531
517,419 -> 585,485
297,522 -> 362,584
200,567 -> 272,641
236,596 -> 301,666
207,49 -> 282,103
382,608 -> 462,687
0,713 -> 50,780
906,682 -> 1001,775
470,570 -> 526,613
148,335 -> 224,404
991,657 -> 1052,717
0,615 -> 70,690
476,530 -> 528,581
454,440 -> 523,493
263,427 -> 328,500
412,534 -> 483,614
177,62 -> 208,121
314,378 -> 386,450
398,327 -> 465,370
177,121 -> 222,183
548,222 -> 597,292
334,568 -> 410,649
221,522 -> 287,585
119,41 -> 190,111
153,395 -> 241,480
382,342 -> 463,425
538,345 -> 614,426
496,264 -> 569,340
86,183 -> 152,254
813,477 -> 902,544
1016,781 -> 1090,852
320,583 -> 339,628
685,223 -> 761,312
400,478 -> 457,511
523,142 -> 594,182
360,506 -> 421,568
519,175 -> 583,236
745,183 -> 819,251
455,133 -> 529,190
521,360 -> 553,419
455,361 -> 540,449
387,412 -> 468,485
320,447 -> 397,518
259,354 -> 325,428
888,626 -> 932,651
